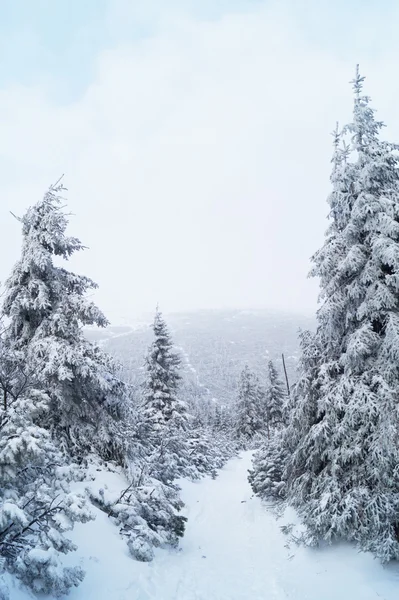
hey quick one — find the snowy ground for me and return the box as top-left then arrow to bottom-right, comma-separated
6,452 -> 399,599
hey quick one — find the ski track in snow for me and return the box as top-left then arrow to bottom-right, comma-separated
40,453 -> 399,600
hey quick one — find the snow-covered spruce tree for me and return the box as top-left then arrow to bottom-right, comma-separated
2,182 -> 127,462
141,308 -> 190,483
248,428 -> 287,501
0,336 -> 92,596
248,361 -> 287,496
185,424 -> 236,479
207,404 -> 238,469
142,308 -> 186,429
252,126 -> 359,503
234,365 -> 264,446
252,68 -> 399,561
181,399 -> 237,479
250,87 -> 361,504
212,403 -> 235,436
249,330 -> 320,502
265,360 -> 285,427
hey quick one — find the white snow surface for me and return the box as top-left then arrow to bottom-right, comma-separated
5,452 -> 399,599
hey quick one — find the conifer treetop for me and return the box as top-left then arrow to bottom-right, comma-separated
3,182 -> 108,347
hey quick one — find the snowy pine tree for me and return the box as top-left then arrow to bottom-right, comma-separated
2,182 -> 127,462
248,427 -> 287,501
141,308 -> 190,483
142,308 -> 187,430
265,360 -> 285,427
235,365 -> 263,444
250,329 -> 321,503
251,67 -> 399,562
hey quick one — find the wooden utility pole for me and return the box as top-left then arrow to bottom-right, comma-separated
281,353 -> 290,397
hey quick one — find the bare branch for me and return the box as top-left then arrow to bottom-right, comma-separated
9,211 -> 22,223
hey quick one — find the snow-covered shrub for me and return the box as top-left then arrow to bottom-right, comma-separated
89,471 -> 186,562
143,431 -> 194,485
15,548 -> 84,597
212,430 -> 238,467
185,426 -> 237,479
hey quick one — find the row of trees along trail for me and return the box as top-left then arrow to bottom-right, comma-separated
250,67 -> 399,562
0,184 -> 237,598
235,361 -> 286,446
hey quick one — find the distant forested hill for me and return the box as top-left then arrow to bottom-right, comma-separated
86,309 -> 315,405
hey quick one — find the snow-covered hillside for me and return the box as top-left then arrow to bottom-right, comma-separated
86,309 -> 315,404
6,453 -> 399,600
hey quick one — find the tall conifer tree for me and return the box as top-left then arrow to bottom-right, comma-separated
265,360 -> 285,427
142,308 -> 187,430
141,308 -> 189,482
235,365 -> 263,441
251,68 -> 399,561
2,182 -> 126,461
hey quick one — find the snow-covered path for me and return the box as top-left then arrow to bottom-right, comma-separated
63,452 -> 399,600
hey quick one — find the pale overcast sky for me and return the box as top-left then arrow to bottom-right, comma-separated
1,0 -> 399,323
